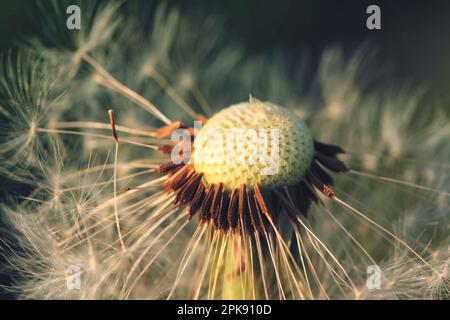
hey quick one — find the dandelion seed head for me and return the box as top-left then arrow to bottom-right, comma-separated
193,99 -> 314,190
0,1 -> 448,301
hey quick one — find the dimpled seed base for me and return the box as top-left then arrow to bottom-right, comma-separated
193,99 -> 314,191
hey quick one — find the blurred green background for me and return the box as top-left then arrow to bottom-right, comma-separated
1,0 -> 450,299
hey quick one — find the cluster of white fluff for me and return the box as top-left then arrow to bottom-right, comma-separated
0,1 -> 448,299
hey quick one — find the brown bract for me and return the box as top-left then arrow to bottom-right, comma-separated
155,120 -> 348,234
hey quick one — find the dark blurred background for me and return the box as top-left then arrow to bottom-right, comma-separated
1,0 -> 450,100
1,0 -> 450,299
